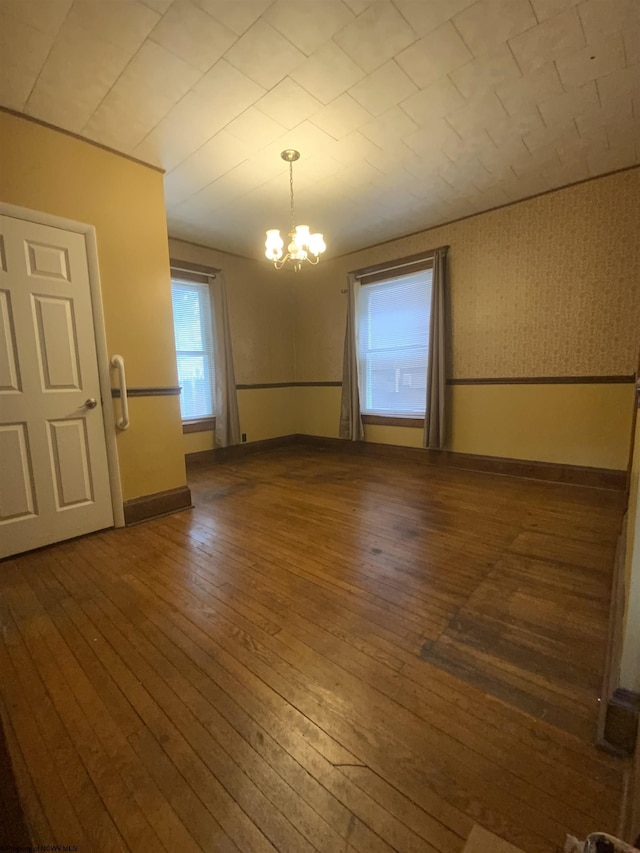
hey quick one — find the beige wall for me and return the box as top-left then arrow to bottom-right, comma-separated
1,111 -> 186,501
293,168 -> 640,469
168,238 -> 298,451
168,238 -> 296,385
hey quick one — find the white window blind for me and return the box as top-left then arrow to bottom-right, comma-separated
357,268 -> 432,417
171,278 -> 215,420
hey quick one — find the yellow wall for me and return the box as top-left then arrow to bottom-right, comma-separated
364,424 -> 424,447
182,388 -> 298,454
116,397 -> 186,498
183,430 -> 215,455
291,382 -> 635,469
295,386 -> 342,438
449,383 -> 636,469
238,388 -> 297,442
1,111 -> 186,501
293,168 -> 640,469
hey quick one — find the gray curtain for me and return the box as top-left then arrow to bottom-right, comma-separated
210,273 -> 241,448
339,274 -> 364,441
423,247 -> 448,449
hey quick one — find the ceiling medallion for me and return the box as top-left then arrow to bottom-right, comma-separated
265,149 -> 326,272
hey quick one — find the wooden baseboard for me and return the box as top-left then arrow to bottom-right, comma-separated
295,435 -> 628,490
123,485 -> 192,525
184,433 -> 627,490
598,689 -> 640,756
185,435 -> 297,469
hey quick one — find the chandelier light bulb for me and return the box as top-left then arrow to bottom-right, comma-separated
294,224 -> 310,243
308,233 -> 326,256
265,150 -> 326,271
265,228 -> 284,261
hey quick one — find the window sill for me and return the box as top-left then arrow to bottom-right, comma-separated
182,417 -> 216,434
362,415 -> 424,428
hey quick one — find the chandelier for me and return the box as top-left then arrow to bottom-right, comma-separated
265,149 -> 326,271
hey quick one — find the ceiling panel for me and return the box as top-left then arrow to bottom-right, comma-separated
393,0 -> 476,38
83,40 -> 201,147
290,41 -> 366,104
223,18 -> 305,88
24,13 -> 137,131
509,7 -> 586,74
148,0 -> 235,71
254,77 -> 323,129
0,10 -> 55,109
61,0 -> 158,54
193,0 -> 272,36
0,0 -> 638,258
449,44 -> 523,99
348,59 -> 418,116
453,0 -> 538,54
396,22 -> 473,89
225,106 -> 287,149
0,0 -> 73,34
264,0 -> 354,56
332,2 -> 416,73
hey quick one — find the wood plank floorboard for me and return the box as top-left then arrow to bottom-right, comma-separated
0,447 -> 630,853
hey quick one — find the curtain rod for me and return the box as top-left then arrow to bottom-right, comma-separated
170,264 -> 217,279
353,246 -> 447,281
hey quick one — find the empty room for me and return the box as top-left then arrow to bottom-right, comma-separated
1,1 -> 640,851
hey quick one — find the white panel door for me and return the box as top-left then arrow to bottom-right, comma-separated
0,214 -> 113,558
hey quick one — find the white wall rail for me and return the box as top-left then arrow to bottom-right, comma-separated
110,354 -> 130,430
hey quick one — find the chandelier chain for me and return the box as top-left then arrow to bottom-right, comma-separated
289,160 -> 295,234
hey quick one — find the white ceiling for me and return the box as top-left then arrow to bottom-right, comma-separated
1,0 -> 639,257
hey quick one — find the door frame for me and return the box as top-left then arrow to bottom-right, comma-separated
0,201 -> 124,527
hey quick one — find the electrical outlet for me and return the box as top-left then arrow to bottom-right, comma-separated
242,433 -> 247,442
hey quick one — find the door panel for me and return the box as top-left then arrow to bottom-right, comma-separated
47,419 -> 94,509
0,214 -> 113,558
32,294 -> 81,389
0,423 -> 37,522
0,290 -> 21,391
25,241 -> 71,281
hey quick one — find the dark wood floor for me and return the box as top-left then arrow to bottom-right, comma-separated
0,447 -> 630,853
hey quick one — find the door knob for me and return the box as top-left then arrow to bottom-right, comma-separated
84,398 -> 98,409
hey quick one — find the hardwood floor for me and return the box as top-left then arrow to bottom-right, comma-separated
0,446 -> 630,853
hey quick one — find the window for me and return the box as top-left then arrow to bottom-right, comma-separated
171,277 -> 215,421
357,267 -> 432,417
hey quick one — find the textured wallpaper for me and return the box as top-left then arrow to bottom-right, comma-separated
297,167 -> 640,379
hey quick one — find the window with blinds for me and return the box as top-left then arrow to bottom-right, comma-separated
171,278 -> 215,420
357,267 -> 432,417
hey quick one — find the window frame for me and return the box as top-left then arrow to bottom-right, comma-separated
170,263 -> 218,433
355,256 -> 434,425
